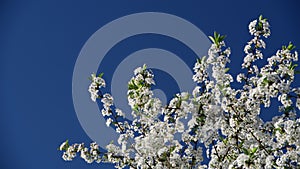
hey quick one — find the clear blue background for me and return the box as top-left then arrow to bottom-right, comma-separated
1,1 -> 300,169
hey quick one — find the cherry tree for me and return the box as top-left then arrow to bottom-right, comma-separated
59,15 -> 300,169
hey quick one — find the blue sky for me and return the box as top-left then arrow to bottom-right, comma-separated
0,1 -> 300,169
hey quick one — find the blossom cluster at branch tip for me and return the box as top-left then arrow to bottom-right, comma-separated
88,73 -> 105,102
59,140 -> 102,163
60,15 -> 300,169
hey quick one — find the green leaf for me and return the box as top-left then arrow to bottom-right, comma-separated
282,42 -> 296,51
219,35 -> 226,42
128,80 -> 138,90
170,146 -> 176,153
243,148 -> 249,155
251,147 -> 258,154
196,115 -> 205,124
128,83 -> 135,90
197,58 -> 201,64
274,127 -> 284,134
224,68 -> 230,73
98,73 -> 104,78
132,105 -> 139,113
182,94 -> 190,101
103,154 -> 108,160
58,140 -> 70,151
128,91 -> 134,98
135,123 -> 141,128
291,64 -> 298,70
295,70 -> 300,74
169,117 -> 175,123
222,138 -> 228,145
201,56 -> 207,62
158,152 -> 168,162
262,77 -> 269,86
209,36 -> 215,43
258,22 -> 263,30
284,106 -> 293,113
142,64 -> 147,70
287,42 -> 296,50
214,31 -> 218,39
209,31 -> 226,46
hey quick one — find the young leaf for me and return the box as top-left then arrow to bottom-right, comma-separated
98,73 -> 104,78
287,42 -> 296,50
209,36 -> 215,44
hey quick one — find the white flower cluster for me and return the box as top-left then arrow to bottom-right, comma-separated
60,15 -> 300,169
242,15 -> 270,70
59,140 -> 102,163
88,73 -> 106,102
248,15 -> 270,38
